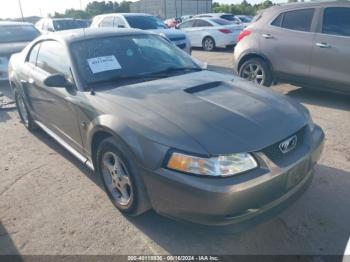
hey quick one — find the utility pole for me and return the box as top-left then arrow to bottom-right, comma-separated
18,0 -> 24,22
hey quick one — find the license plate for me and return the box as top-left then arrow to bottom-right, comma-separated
286,158 -> 311,189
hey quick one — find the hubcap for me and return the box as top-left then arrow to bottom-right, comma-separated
204,39 -> 214,50
102,152 -> 133,207
241,63 -> 265,85
17,95 -> 29,124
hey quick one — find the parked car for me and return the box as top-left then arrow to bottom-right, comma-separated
75,19 -> 91,28
9,28 -> 324,228
234,15 -> 253,27
165,18 -> 182,28
35,18 -> 83,34
0,21 -> 40,80
194,13 -> 241,24
177,18 -> 243,51
234,1 -> 350,94
91,13 -> 191,54
181,15 -> 193,21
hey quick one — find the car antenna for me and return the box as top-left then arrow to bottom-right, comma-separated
79,0 -> 95,96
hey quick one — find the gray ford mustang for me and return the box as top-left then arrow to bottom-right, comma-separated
8,28 -> 324,228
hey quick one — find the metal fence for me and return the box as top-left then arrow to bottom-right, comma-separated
130,0 -> 212,19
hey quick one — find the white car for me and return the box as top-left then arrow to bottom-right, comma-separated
91,13 -> 191,54
234,15 -> 253,27
194,13 -> 252,27
177,18 -> 243,51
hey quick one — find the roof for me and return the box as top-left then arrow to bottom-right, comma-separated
271,0 -> 349,10
37,28 -> 151,44
0,21 -> 33,26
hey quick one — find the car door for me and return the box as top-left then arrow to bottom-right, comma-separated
260,8 -> 316,80
309,6 -> 350,92
178,20 -> 199,46
30,40 -> 83,150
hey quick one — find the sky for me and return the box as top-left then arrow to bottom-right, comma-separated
0,0 -> 281,19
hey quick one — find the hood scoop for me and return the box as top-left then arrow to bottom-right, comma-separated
184,81 -> 223,94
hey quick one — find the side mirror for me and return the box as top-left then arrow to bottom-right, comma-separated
44,74 -> 70,88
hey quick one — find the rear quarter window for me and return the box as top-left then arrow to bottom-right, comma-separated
271,8 -> 315,32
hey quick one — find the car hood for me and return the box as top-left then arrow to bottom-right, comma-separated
147,28 -> 186,39
99,71 -> 307,155
0,42 -> 30,56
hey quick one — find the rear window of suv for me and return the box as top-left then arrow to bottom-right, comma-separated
271,8 -> 315,32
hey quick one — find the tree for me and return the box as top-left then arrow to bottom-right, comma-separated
50,1 -> 131,19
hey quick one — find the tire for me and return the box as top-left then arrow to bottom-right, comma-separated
96,137 -> 151,216
202,36 -> 215,51
239,58 -> 273,87
14,89 -> 37,131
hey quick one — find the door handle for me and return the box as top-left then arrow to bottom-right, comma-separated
316,42 -> 331,48
262,33 -> 273,39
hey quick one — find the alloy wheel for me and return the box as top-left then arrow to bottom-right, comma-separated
241,63 -> 265,85
101,151 -> 133,207
17,94 -> 29,125
204,38 -> 214,51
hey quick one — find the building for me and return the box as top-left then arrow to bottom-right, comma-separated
130,0 -> 212,19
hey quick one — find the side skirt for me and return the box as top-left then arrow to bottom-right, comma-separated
34,120 -> 95,171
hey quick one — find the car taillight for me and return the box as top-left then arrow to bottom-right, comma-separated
218,29 -> 232,34
237,29 -> 251,42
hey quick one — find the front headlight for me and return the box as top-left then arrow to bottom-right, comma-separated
166,152 -> 258,177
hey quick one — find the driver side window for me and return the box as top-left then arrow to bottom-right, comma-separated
36,40 -> 72,81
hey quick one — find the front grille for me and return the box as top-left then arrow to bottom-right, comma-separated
262,126 -> 307,163
176,43 -> 186,49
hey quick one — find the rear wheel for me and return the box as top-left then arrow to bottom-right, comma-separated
239,58 -> 273,87
96,137 -> 150,216
202,37 -> 215,51
14,89 -> 37,131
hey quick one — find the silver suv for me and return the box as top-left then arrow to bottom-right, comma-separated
233,1 -> 350,94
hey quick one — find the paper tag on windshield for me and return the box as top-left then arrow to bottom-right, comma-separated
87,56 -> 121,74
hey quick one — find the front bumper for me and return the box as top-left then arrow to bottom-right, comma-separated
141,125 -> 324,228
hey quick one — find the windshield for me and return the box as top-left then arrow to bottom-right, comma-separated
220,15 -> 235,21
238,16 -> 252,23
53,20 -> 81,31
210,19 -> 231,25
0,25 -> 40,43
125,15 -> 167,30
71,34 -> 200,87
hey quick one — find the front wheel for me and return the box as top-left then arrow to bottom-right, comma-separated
239,58 -> 273,87
14,89 -> 37,131
96,137 -> 150,216
202,37 -> 215,51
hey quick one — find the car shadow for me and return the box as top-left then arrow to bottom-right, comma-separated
125,164 -> 350,255
26,128 -> 350,255
0,222 -> 23,259
283,86 -> 350,111
192,46 -> 234,53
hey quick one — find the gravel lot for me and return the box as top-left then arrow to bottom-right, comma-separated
0,48 -> 349,256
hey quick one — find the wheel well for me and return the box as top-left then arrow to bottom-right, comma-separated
91,131 -> 112,168
202,36 -> 215,44
238,54 -> 273,73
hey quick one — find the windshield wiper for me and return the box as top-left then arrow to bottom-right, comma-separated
149,67 -> 202,76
